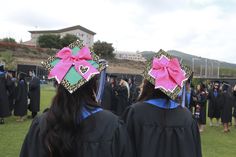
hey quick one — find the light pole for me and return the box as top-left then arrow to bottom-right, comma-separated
192,58 -> 201,77
205,59 -> 208,78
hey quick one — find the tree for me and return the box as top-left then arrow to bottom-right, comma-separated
60,34 -> 79,47
1,37 -> 16,43
0,51 -> 15,70
37,34 -> 61,49
93,40 -> 115,59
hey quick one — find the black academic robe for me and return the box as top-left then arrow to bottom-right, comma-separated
0,77 -> 10,117
116,85 -> 129,116
14,80 -> 28,116
101,82 -> 113,110
123,102 -> 202,157
220,91 -> 233,123
233,94 -> 236,118
196,91 -> 207,125
20,110 -> 133,157
129,83 -> 138,103
208,90 -> 221,119
28,77 -> 40,112
6,77 -> 16,111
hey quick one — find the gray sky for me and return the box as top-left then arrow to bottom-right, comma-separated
1,0 -> 236,63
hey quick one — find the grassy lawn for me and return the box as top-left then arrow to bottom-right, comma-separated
0,85 -> 236,157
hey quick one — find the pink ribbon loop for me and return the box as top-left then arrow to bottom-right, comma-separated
48,47 -> 99,83
148,55 -> 187,92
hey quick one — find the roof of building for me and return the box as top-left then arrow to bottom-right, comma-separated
29,25 -> 96,35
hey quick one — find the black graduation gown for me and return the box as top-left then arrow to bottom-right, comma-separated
233,94 -> 236,118
0,77 -> 10,117
220,91 -> 233,123
14,80 -> 28,116
196,92 -> 207,125
101,82 -> 113,110
116,85 -> 129,116
20,110 -> 133,157
122,102 -> 202,157
6,77 -> 16,111
208,90 -> 221,118
28,77 -> 40,112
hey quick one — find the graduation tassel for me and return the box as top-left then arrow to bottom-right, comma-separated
96,60 -> 108,103
181,85 -> 186,108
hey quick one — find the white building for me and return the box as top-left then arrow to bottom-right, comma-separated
115,51 -> 146,62
23,25 -> 96,47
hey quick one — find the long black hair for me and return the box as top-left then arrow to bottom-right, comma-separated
138,79 -> 169,102
43,76 -> 98,157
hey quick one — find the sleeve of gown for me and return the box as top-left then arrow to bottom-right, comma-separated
191,119 -> 202,157
112,120 -> 134,157
20,117 -> 41,157
29,78 -> 40,90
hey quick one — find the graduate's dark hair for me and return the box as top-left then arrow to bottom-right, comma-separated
43,76 -> 98,157
138,79 -> 169,101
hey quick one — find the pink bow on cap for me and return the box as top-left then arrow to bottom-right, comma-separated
48,46 -> 99,83
148,55 -> 187,92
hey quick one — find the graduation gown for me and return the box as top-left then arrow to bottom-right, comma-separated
232,92 -> 236,118
6,77 -> 16,111
28,77 -> 40,112
116,85 -> 129,116
208,90 -> 221,118
14,80 -> 28,116
101,82 -> 113,110
123,102 -> 202,157
196,91 -> 207,125
0,77 -> 10,117
20,110 -> 133,157
220,91 -> 233,123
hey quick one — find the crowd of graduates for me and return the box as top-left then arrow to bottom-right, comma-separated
101,75 -> 140,116
187,81 -> 236,133
101,75 -> 236,133
0,66 -> 40,124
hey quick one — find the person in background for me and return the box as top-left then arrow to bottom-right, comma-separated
194,83 -> 207,132
116,78 -> 129,115
14,72 -> 28,122
123,49 -> 202,157
0,70 -> 10,124
185,80 -> 195,113
128,77 -> 138,103
208,81 -> 221,126
20,41 -> 133,157
220,82 -> 233,133
6,72 -> 16,112
28,70 -> 40,118
232,84 -> 236,127
101,75 -> 113,110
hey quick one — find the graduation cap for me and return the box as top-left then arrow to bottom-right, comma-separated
143,49 -> 192,100
222,81 -> 230,91
0,64 -> 4,71
18,72 -> 27,80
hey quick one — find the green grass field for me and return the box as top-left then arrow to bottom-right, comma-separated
0,85 -> 236,157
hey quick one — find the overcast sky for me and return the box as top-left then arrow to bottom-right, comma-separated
1,0 -> 236,63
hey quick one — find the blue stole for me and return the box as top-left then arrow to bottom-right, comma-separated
81,106 -> 103,120
145,99 -> 179,109
214,91 -> 218,97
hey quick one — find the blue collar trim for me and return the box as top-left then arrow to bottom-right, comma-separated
145,99 -> 179,109
81,106 -> 103,120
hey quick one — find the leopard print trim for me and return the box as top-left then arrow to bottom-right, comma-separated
143,49 -> 192,100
